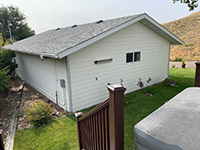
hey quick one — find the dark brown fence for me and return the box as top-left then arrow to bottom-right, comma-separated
194,61 -> 200,87
0,130 -> 4,150
75,84 -> 126,150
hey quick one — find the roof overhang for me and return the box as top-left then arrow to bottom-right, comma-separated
3,13 -> 184,59
57,13 -> 184,59
9,49 -> 59,58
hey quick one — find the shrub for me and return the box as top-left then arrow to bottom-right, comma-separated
174,57 -> 182,62
0,49 -> 18,92
137,77 -> 152,95
0,66 -> 11,91
163,77 -> 178,87
25,100 -> 53,126
0,49 -> 18,75
185,43 -> 194,47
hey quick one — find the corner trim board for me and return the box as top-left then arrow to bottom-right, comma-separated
167,44 -> 170,77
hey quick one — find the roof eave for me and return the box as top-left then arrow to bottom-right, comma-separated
57,13 -> 184,59
2,46 -> 59,59
139,14 -> 185,45
57,14 -> 146,59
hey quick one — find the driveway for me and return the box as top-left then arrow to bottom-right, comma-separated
169,61 -> 199,69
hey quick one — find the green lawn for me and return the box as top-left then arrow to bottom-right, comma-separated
14,68 -> 195,150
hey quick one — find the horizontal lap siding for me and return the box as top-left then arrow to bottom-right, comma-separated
69,22 -> 170,112
15,53 -> 68,110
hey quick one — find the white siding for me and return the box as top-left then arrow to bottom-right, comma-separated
15,53 -> 68,110
69,22 -> 170,112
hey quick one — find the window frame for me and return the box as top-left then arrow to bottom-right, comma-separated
125,51 -> 141,64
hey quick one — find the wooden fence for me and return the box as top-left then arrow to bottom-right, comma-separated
194,61 -> 200,87
75,84 -> 126,150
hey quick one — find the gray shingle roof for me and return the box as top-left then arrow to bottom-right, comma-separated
3,13 -> 184,59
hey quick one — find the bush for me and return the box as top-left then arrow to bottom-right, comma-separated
0,66 -> 11,91
0,49 -> 18,92
163,77 -> 178,87
174,57 -> 182,62
0,49 -> 18,75
25,100 -> 53,126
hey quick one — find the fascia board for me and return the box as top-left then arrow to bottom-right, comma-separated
57,13 -> 184,59
2,47 -> 59,58
143,14 -> 185,45
57,15 -> 146,59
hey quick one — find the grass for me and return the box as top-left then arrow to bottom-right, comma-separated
14,117 -> 78,150
13,68 -> 195,150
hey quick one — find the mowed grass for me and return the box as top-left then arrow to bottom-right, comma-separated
14,68 -> 195,150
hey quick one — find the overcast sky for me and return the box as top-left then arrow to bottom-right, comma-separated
1,0 -> 200,34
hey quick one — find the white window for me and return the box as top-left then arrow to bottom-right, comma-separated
126,51 -> 141,63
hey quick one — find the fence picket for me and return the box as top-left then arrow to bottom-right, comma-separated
75,84 -> 126,150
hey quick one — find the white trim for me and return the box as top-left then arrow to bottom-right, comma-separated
58,15 -> 147,59
167,44 -> 171,77
2,47 -> 59,58
143,15 -> 185,45
5,14 -> 184,59
65,56 -> 73,112
58,13 -> 184,59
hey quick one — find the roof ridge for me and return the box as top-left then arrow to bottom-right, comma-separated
3,13 -> 183,59
50,13 -> 145,31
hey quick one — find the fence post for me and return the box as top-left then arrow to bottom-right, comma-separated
107,84 -> 126,150
0,129 -> 4,150
75,112 -> 84,150
194,61 -> 200,87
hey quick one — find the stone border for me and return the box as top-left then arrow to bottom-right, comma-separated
5,85 -> 24,150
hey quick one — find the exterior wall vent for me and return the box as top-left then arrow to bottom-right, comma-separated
72,25 -> 78,28
96,20 -> 103,24
94,58 -> 113,64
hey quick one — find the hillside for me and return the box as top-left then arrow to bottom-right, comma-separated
162,11 -> 200,60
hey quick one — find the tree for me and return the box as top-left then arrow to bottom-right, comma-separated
173,0 -> 198,11
0,5 -> 35,45
0,49 -> 18,92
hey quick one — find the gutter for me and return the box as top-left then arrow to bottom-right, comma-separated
2,47 -> 59,59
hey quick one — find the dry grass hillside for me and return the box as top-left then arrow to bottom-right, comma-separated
162,11 -> 200,61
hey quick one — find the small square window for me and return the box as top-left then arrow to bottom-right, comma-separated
126,53 -> 133,63
134,51 -> 141,62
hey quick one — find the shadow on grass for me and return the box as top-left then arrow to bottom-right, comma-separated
67,114 -> 76,122
66,104 -> 97,122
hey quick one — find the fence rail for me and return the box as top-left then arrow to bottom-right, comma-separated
194,61 -> 200,87
0,130 -> 4,150
75,84 -> 126,150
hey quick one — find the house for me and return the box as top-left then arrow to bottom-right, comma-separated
3,13 -> 184,112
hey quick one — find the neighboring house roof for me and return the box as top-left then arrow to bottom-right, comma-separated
3,13 -> 184,59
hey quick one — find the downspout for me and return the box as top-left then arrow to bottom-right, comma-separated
65,56 -> 73,112
167,44 -> 171,77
